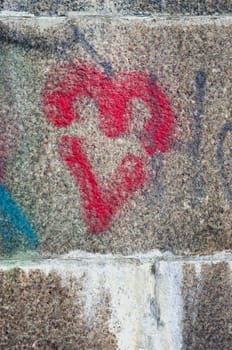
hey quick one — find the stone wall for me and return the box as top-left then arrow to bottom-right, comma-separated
0,3 -> 231,349
1,0 -> 232,15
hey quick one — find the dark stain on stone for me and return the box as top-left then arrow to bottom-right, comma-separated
0,268 -> 117,349
68,22 -> 114,76
0,20 -> 114,76
190,70 -> 207,206
217,121 -> 232,201
182,262 -> 232,350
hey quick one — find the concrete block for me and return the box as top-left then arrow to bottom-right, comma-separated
1,253 -> 232,349
153,255 -> 232,350
0,266 -> 117,349
0,16 -> 231,256
0,252 -> 183,349
1,0 -> 231,15
182,260 -> 232,349
0,0 -> 162,15
165,0 -> 232,15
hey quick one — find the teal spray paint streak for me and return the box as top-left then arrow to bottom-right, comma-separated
0,184 -> 38,253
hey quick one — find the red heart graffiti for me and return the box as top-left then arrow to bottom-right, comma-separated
43,62 -> 175,233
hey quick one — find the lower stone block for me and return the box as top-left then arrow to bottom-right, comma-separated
1,254 -> 232,349
0,268 -> 117,349
182,261 -> 232,350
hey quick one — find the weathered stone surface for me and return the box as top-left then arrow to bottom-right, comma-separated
182,261 -> 232,350
2,254 -> 232,349
0,0 -> 231,15
0,16 -> 231,255
0,267 -> 117,349
166,0 -> 232,15
151,257 -> 232,350
0,0 -> 162,15
0,252 -> 184,350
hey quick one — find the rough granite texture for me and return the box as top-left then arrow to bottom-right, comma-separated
0,268 -> 117,349
0,16 -> 231,255
182,262 -> 232,350
0,7 -> 232,350
0,0 -> 231,15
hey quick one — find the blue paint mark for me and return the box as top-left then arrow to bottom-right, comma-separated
0,184 -> 38,253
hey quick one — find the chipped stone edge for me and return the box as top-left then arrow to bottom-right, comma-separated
1,249 -> 232,265
0,12 -> 232,25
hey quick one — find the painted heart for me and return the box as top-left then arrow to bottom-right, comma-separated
43,62 -> 175,233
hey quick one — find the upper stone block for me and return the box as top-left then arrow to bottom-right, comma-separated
0,0 -> 231,15
0,16 -> 231,255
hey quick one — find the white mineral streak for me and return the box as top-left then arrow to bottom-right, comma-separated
152,261 -> 183,350
193,261 -> 202,279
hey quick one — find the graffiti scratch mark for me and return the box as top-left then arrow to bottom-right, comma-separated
190,70 -> 207,206
0,21 -> 114,76
67,23 -> 114,77
217,121 -> 232,201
